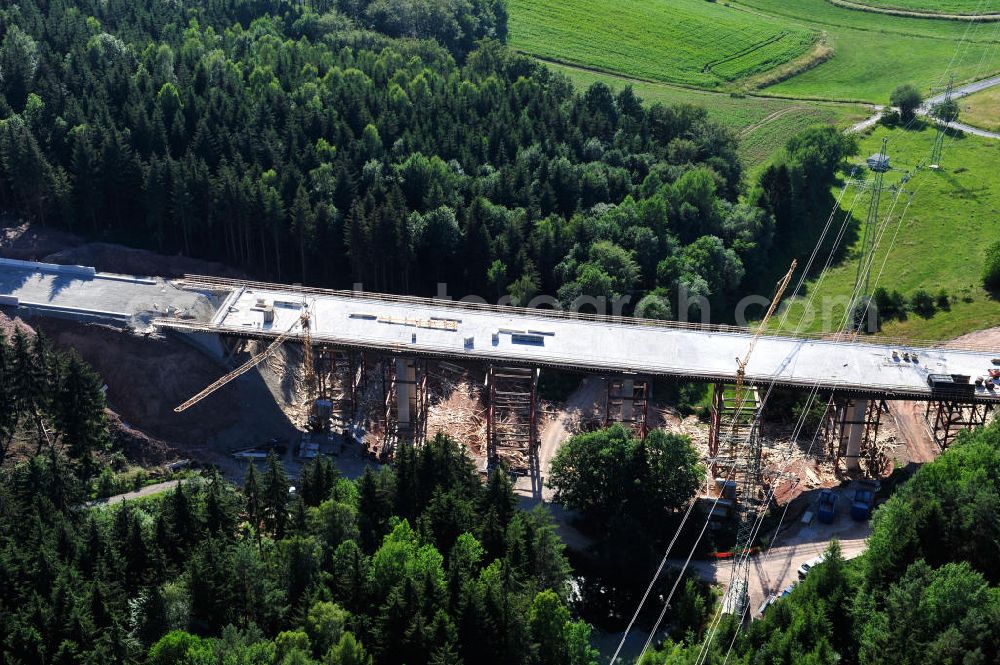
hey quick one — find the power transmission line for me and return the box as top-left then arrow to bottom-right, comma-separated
627,174 -> 864,664
630,7 -> 998,659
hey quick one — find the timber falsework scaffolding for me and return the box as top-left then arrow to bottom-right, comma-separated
486,366 -> 539,474
823,395 -> 890,477
605,377 -> 650,438
925,399 -> 995,449
321,348 -> 364,426
382,357 -> 429,457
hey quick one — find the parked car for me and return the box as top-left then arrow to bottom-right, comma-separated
797,553 -> 827,580
758,594 -> 777,615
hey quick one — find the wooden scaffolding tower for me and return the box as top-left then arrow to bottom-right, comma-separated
822,395 -> 889,477
605,377 -> 650,437
486,366 -> 539,474
322,348 -> 364,427
382,357 -> 429,458
925,399 -> 995,449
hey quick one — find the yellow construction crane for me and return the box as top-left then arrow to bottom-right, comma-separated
174,308 -> 311,413
734,259 -> 798,400
301,305 -> 315,404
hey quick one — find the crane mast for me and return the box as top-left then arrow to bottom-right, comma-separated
301,305 -> 315,404
725,260 -> 797,621
734,260 -> 797,400
174,308 -> 311,413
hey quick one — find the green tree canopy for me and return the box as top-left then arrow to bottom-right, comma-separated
982,239 -> 1000,291
890,84 -> 923,123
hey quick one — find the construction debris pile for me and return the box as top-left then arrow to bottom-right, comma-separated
426,362 -> 488,461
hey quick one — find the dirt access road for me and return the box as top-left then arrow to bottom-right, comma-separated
85,479 -> 184,508
515,375 -> 606,501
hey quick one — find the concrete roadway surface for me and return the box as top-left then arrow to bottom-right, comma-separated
0,260 -> 213,326
677,484 -> 873,618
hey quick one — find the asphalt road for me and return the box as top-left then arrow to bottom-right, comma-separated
926,74 -> 1000,106
849,74 -> 1000,139
86,479 -> 183,507
684,535 -> 868,616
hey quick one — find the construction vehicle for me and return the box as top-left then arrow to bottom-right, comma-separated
797,554 -> 827,580
850,481 -> 879,521
817,489 -> 838,524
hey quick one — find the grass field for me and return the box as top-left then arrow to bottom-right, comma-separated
507,0 -> 816,88
774,126 -> 1000,341
850,0 -> 994,13
546,62 -> 870,168
960,86 -> 1000,132
736,0 -> 1000,102
510,0 -> 1000,103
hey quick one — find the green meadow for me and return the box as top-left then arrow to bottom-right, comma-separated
546,61 -> 869,168
960,86 -> 1000,132
510,0 -> 1000,102
851,0 -> 995,13
507,0 -> 816,88
774,125 -> 1000,341
737,0 -> 1000,102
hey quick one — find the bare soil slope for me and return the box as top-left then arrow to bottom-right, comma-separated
28,318 -> 298,460
1,222 -> 244,279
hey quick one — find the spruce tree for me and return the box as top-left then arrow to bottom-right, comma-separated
262,452 -> 289,538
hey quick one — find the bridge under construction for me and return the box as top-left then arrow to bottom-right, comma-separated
2,260 -> 998,473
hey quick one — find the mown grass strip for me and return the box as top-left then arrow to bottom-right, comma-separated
844,0 -> 997,15
508,0 -> 815,88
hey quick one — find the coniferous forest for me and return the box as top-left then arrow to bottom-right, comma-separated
0,370 -> 595,665
3,328 -> 1000,665
6,2 -> 994,665
0,0 -> 853,315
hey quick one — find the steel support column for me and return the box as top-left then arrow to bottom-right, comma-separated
708,383 -> 762,473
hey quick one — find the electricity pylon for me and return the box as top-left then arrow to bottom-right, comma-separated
851,138 -> 890,328
929,75 -> 955,169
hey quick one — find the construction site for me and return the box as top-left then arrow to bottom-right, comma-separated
2,249 -> 997,478
2,227 -> 999,624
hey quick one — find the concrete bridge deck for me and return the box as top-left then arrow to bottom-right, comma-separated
0,257 -> 213,326
1,259 -> 997,403
151,274 -> 1000,403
